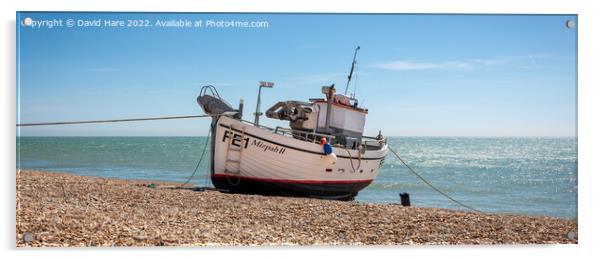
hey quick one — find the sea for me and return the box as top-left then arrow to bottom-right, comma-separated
16,136 -> 578,219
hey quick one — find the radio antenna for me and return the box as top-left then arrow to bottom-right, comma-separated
344,46 -> 360,96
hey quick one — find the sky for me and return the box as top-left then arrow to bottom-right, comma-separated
16,12 -> 577,137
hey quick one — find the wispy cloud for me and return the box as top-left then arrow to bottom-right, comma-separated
372,60 -> 473,71
371,54 -> 557,71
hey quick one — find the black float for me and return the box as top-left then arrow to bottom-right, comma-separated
399,192 -> 411,206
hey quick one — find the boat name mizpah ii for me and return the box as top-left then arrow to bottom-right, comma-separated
251,139 -> 287,155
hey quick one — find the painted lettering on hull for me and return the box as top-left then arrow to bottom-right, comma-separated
222,129 -> 286,155
250,139 -> 286,154
222,130 -> 249,148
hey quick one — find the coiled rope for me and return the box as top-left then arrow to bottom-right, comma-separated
388,146 -> 482,213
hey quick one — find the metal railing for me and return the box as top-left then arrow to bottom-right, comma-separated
229,116 -> 386,151
273,126 -> 336,145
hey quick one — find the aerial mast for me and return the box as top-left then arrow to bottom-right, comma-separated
344,46 -> 360,96
254,81 -> 274,126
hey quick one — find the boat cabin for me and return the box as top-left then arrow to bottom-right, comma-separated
265,85 -> 368,149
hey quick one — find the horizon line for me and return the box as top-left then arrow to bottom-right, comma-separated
16,135 -> 577,138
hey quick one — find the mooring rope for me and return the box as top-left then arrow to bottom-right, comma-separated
344,148 -> 357,172
179,129 -> 212,188
388,146 -> 482,213
16,113 -> 218,189
16,115 -> 212,127
344,147 -> 362,173
17,113 -> 482,211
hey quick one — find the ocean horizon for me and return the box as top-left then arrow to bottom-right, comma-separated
16,136 -> 578,219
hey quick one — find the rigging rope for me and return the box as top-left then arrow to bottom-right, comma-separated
204,134 -> 212,189
16,115 -> 212,127
353,55 -> 359,98
344,147 -> 362,173
344,148 -> 357,172
388,145 -> 482,213
179,129 -> 212,188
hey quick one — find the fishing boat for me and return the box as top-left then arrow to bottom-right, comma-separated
197,47 -> 388,200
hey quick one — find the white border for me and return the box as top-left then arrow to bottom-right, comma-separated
3,0 -> 600,258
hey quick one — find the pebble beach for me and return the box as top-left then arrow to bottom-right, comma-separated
16,169 -> 578,246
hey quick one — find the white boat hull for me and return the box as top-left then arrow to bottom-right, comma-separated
210,116 -> 388,200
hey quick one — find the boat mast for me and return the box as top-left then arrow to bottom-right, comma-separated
254,81 -> 274,126
323,84 -> 336,133
344,46 -> 360,96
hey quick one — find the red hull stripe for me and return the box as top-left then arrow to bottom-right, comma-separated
212,173 -> 373,184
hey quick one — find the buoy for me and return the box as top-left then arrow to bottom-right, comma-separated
323,152 -> 337,164
320,138 -> 336,164
320,138 -> 333,154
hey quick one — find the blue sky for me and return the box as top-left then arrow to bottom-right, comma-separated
17,12 -> 577,137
